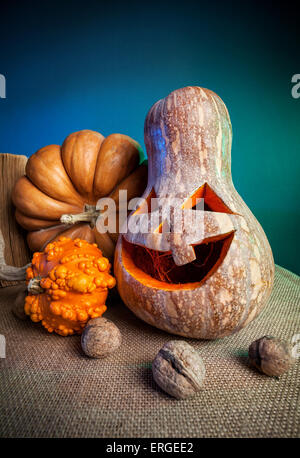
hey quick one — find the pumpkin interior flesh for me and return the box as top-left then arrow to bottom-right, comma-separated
123,232 -> 234,286
183,183 -> 235,214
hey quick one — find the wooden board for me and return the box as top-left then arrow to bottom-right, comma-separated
0,153 -> 31,287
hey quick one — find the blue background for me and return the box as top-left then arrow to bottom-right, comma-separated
0,0 -> 299,274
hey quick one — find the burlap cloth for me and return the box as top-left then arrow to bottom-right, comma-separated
0,265 -> 299,438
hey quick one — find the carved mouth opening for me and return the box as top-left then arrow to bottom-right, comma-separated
122,232 -> 234,289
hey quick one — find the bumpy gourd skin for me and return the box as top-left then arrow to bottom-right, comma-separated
25,237 -> 116,336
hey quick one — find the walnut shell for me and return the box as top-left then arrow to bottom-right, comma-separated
249,335 -> 296,377
152,340 -> 205,399
81,317 -> 122,358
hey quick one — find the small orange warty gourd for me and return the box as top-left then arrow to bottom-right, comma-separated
25,237 -> 116,336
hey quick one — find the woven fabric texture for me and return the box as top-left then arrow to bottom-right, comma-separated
0,265 -> 299,438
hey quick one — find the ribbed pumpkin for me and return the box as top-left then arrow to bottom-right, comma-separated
12,130 -> 147,260
25,237 -> 115,336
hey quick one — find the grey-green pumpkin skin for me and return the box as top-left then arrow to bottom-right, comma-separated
115,86 -> 274,339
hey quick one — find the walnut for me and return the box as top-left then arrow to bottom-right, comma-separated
81,317 -> 122,358
152,340 -> 205,399
249,335 -> 296,377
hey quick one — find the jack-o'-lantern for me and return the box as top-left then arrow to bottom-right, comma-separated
114,86 -> 274,339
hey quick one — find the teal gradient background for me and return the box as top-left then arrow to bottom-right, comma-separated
0,0 -> 299,274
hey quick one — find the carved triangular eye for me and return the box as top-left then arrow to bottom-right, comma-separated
183,183 -> 234,214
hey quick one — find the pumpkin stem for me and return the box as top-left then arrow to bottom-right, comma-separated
27,277 -> 44,294
60,204 -> 99,228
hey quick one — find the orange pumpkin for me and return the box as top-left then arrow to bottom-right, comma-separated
25,237 -> 116,336
12,130 -> 147,261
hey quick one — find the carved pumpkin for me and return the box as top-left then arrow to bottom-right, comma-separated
12,130 -> 147,261
114,86 -> 275,339
25,237 -> 116,336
